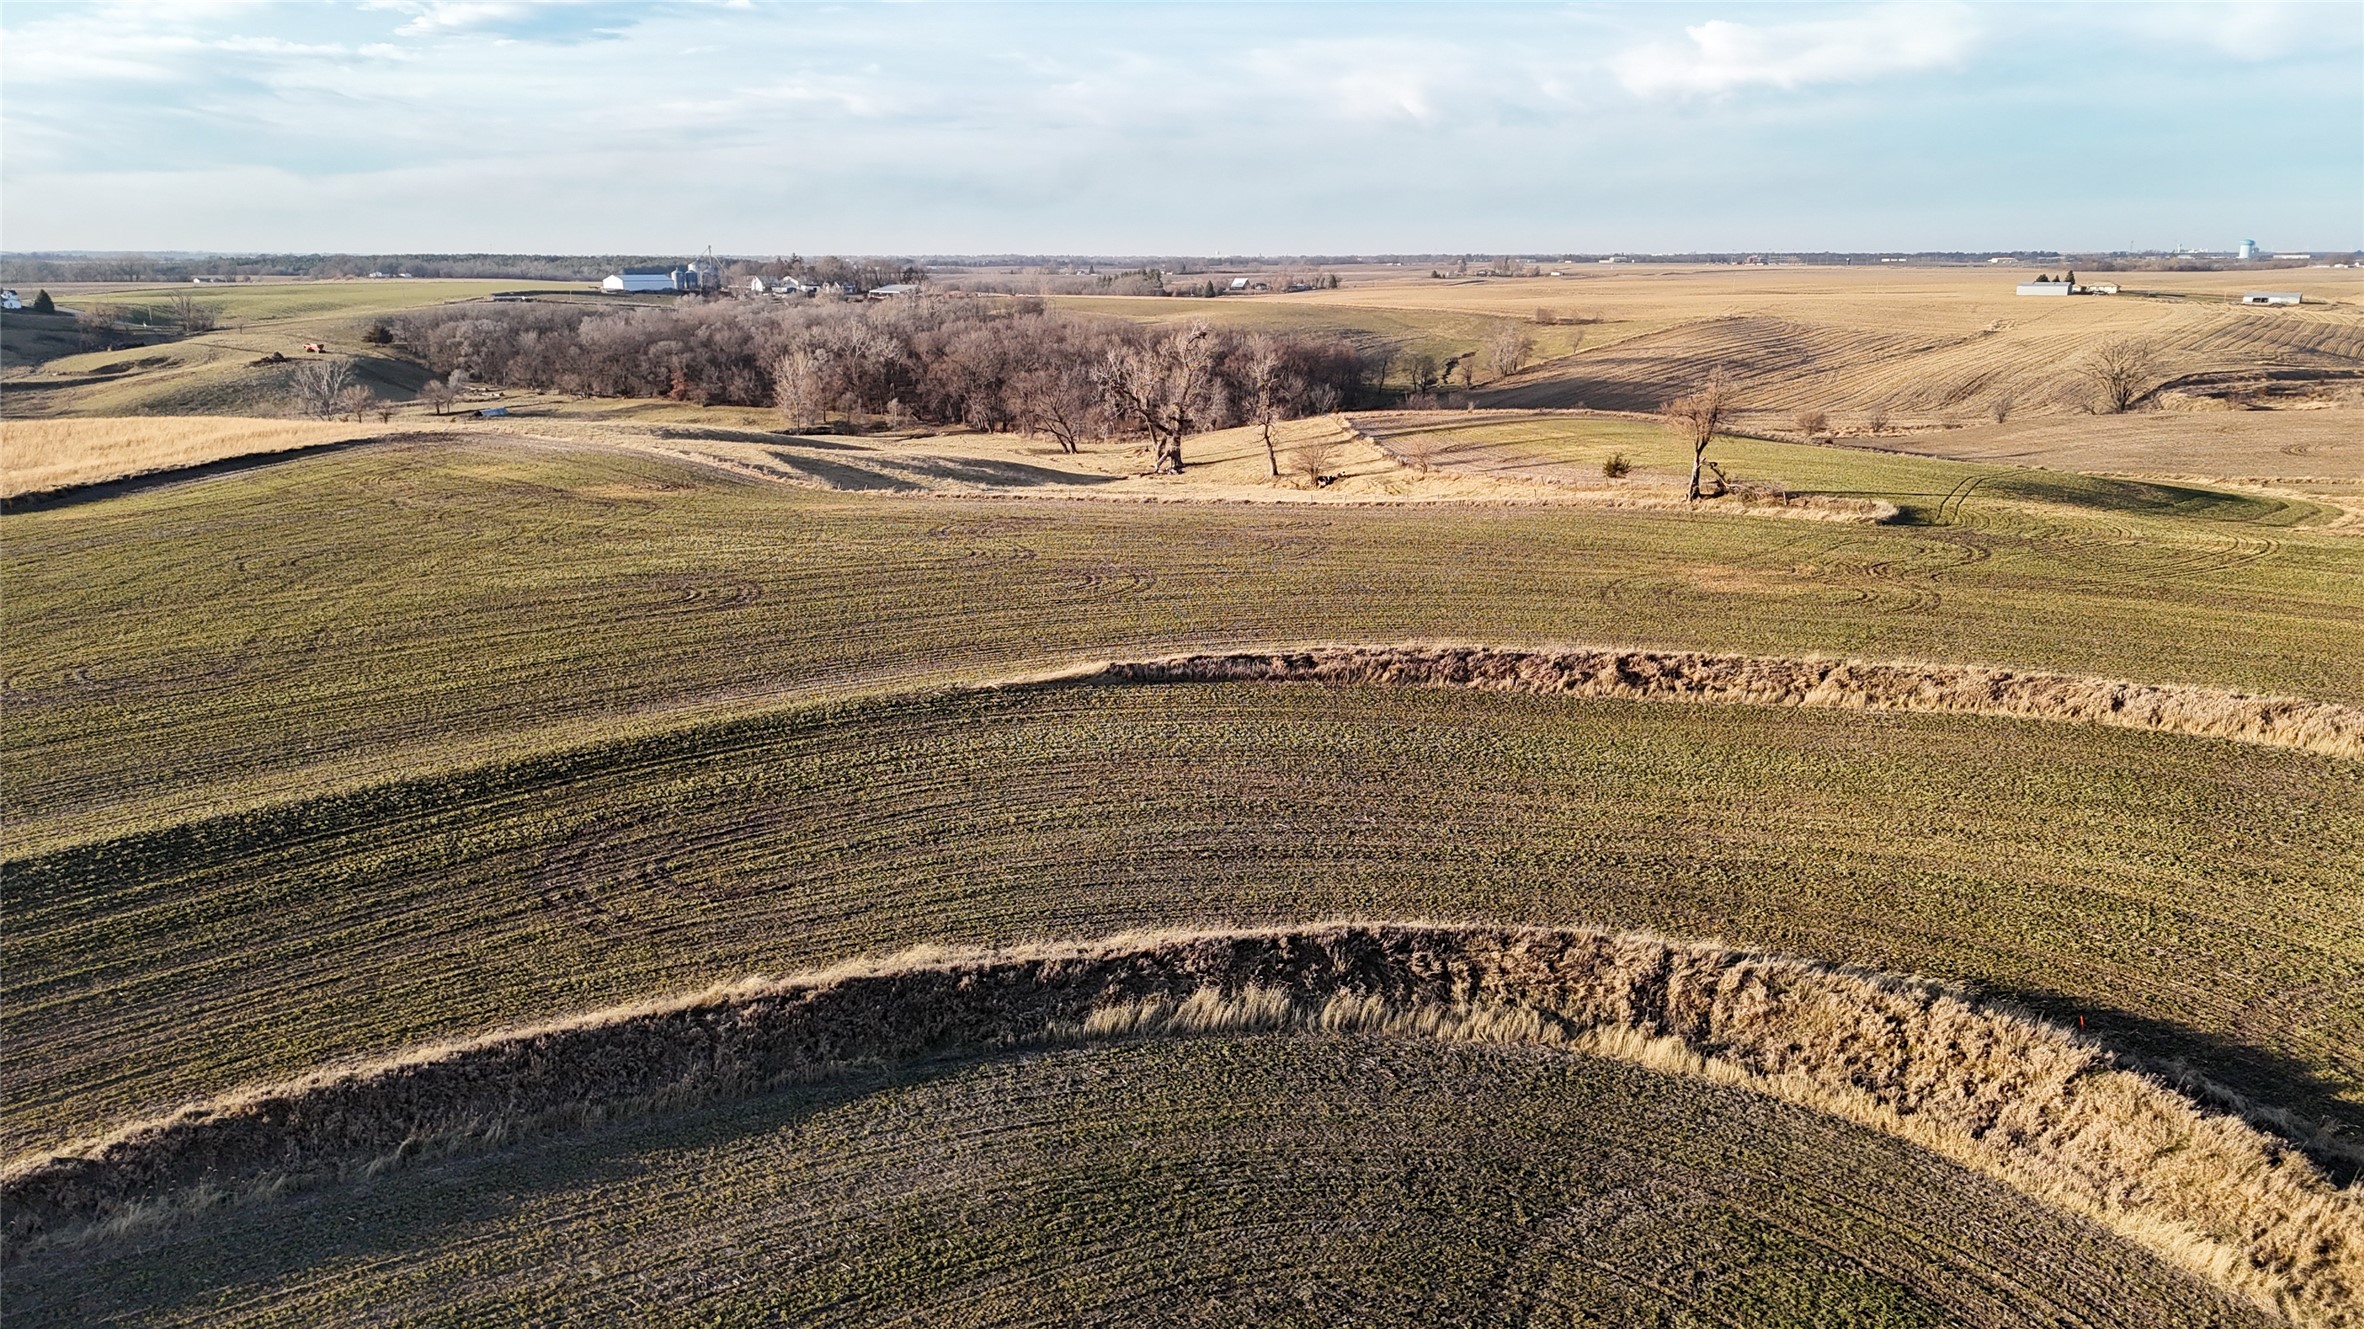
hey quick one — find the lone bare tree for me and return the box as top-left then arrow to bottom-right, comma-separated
336,384 -> 376,422
1486,323 -> 1534,381
1291,430 -> 1340,486
1793,408 -> 1829,441
419,377 -> 456,416
289,357 -> 354,418
1094,322 -> 1218,474
2081,338 -> 2158,414
1662,367 -> 1735,501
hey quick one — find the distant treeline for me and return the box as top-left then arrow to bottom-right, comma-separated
394,296 -> 1372,453
0,253 -> 930,286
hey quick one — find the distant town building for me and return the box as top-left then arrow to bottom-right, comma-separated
2242,291 -> 2301,306
2237,239 -> 2260,260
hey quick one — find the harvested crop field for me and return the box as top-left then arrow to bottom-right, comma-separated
7,1035 -> 2277,1328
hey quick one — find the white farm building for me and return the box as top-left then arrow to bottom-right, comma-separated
601,263 -> 722,294
2242,292 -> 2301,306
2016,280 -> 2073,297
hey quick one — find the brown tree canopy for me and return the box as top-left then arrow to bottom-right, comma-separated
400,298 -> 1373,468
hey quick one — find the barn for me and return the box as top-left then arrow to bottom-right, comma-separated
602,267 -> 687,294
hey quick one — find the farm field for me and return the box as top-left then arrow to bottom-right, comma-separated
1081,265 -> 2364,428
8,1036 -> 2275,1327
8,436 -> 2364,856
8,680 -> 2360,1159
6,274 -> 2364,1328
0,417 -> 418,500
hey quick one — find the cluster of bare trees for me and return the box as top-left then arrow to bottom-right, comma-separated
287,359 -> 386,421
398,298 -> 1372,470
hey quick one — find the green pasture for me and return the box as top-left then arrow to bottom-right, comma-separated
53,280 -> 537,330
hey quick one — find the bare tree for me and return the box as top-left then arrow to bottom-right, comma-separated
419,377 -> 456,416
1094,322 -> 1218,474
1793,408 -> 1829,441
1401,351 -> 1441,395
336,384 -> 376,422
289,358 -> 354,418
169,293 -> 218,334
1395,430 -> 1441,473
1008,362 -> 1100,454
1244,335 -> 1301,478
774,347 -> 830,429
2081,338 -> 2159,414
1292,430 -> 1340,486
1661,367 -> 1735,501
1865,406 -> 1889,434
1486,323 -> 1534,381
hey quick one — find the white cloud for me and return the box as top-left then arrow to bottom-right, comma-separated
394,2 -> 537,37
2123,1 -> 2360,62
1616,5 -> 1978,98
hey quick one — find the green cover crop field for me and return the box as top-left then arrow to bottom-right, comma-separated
4,274 -> 2361,1326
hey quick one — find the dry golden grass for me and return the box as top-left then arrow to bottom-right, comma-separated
1101,644 -> 2364,760
9,923 -> 2356,1324
0,417 -> 398,499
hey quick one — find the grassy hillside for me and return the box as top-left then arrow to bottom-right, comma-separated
0,280 -> 521,418
6,438 -> 2360,854
6,1036 -> 2276,1328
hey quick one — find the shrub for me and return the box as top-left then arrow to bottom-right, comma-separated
1602,452 -> 1631,479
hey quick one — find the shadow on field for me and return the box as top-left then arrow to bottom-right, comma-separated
1,1063 -> 907,1323
0,438 -> 389,514
1994,985 -> 2361,1185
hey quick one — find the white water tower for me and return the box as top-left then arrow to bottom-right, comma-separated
2237,239 -> 2260,260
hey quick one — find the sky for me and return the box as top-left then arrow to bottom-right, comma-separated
2,0 -> 2358,255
